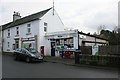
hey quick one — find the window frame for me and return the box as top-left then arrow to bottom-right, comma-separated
8,29 -> 10,37
16,27 -> 19,35
8,42 -> 10,48
27,24 -> 31,33
44,22 -> 47,32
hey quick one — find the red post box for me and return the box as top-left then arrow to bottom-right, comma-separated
41,46 -> 44,56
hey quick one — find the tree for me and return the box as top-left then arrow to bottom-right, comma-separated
97,25 -> 106,35
99,29 -> 120,45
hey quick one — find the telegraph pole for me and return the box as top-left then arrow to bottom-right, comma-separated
53,0 -> 55,15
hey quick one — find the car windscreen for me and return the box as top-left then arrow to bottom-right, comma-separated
26,48 -> 38,54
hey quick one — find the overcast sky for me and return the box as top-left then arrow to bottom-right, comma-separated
0,0 -> 119,34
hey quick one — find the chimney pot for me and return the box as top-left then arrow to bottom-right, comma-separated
13,11 -> 21,21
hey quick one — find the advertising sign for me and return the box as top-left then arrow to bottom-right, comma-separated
23,41 -> 36,49
92,45 -> 98,55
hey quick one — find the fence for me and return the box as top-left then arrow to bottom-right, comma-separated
79,54 -> 120,67
99,45 -> 120,55
79,46 -> 92,55
79,45 -> 120,55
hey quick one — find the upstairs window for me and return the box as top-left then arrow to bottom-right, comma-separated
44,22 -> 47,26
8,29 -> 10,37
44,22 -> 47,32
16,27 -> 19,35
27,24 -> 31,33
8,42 -> 10,48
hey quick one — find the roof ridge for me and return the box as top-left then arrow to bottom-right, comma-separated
2,7 -> 52,30
19,7 -> 52,21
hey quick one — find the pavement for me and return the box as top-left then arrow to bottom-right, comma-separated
2,55 -> 119,78
44,56 -> 75,65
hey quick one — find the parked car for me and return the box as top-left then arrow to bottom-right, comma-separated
14,48 -> 43,63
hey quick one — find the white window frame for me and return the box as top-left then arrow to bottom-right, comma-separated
8,42 -> 10,48
8,29 -> 10,37
44,22 -> 47,32
27,24 -> 31,33
16,27 -> 19,35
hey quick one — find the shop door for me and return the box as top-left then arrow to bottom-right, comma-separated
51,42 -> 55,56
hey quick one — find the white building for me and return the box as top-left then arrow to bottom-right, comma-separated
2,8 -> 108,56
2,8 -> 64,55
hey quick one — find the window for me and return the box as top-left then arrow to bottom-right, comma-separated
27,24 -> 31,33
8,42 -> 10,48
44,22 -> 47,26
16,27 -> 19,35
44,27 -> 47,32
8,29 -> 10,37
44,22 -> 47,32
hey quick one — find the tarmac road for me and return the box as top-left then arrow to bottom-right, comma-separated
2,55 -> 119,78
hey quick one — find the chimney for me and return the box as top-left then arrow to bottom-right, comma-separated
13,11 -> 21,21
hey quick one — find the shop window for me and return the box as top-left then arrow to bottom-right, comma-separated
56,38 -> 74,48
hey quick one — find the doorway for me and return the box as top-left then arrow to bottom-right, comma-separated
51,42 -> 55,56
15,39 -> 19,49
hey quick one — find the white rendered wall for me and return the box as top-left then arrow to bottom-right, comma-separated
85,36 -> 95,42
73,34 -> 78,49
3,20 -> 40,52
38,8 -> 65,55
96,38 -> 107,43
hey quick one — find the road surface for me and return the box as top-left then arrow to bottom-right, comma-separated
2,55 -> 119,78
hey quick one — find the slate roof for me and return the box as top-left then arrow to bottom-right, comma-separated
2,8 -> 52,30
78,31 -> 108,41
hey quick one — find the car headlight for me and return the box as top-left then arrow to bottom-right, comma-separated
31,54 -> 35,57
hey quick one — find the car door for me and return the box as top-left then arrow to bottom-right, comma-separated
20,49 -> 26,60
16,48 -> 22,59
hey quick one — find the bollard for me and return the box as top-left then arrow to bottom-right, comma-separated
75,50 -> 81,64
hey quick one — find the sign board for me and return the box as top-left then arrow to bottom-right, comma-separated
92,45 -> 98,55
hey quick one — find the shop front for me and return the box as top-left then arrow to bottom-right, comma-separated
49,37 -> 74,57
45,30 -> 79,57
21,35 -> 38,50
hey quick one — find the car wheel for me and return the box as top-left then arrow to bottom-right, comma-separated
26,57 -> 30,63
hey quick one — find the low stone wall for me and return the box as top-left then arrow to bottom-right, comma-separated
79,55 -> 120,67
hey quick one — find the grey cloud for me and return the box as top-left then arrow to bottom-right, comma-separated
0,0 -> 119,34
